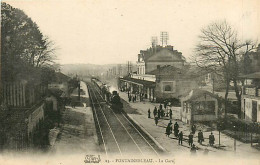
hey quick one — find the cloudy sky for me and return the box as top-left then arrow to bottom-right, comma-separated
4,0 -> 260,65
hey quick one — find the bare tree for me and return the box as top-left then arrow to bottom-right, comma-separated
194,20 -> 255,119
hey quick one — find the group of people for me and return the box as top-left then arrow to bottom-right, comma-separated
128,94 -> 137,102
148,104 -> 173,124
148,104 -> 216,154
165,121 -> 180,138
165,122 -> 216,154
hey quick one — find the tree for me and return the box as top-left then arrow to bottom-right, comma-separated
1,2 -> 57,82
194,20 -> 255,119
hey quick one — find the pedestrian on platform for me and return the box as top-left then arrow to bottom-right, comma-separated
148,109 -> 151,118
188,132 -> 193,147
153,107 -> 157,118
178,131 -> 183,145
158,109 -> 161,119
198,130 -> 204,144
154,115 -> 159,126
192,124 -> 196,134
169,109 -> 172,119
161,109 -> 164,117
167,120 -> 172,127
134,95 -> 137,102
209,132 -> 215,146
167,120 -> 173,133
159,103 -> 162,110
166,125 -> 171,137
174,122 -> 179,137
164,101 -> 167,109
129,95 -> 132,102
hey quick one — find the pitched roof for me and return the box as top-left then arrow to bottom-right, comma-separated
239,72 -> 260,79
146,49 -> 184,62
181,89 -> 219,101
140,45 -> 185,62
147,65 -> 200,79
54,72 -> 70,82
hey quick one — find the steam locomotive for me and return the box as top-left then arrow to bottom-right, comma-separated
91,78 -> 123,112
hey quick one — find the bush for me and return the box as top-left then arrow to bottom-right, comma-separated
217,116 -> 260,134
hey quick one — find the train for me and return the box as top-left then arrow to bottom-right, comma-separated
91,78 -> 123,112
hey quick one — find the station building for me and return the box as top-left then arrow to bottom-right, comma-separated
118,45 -> 199,103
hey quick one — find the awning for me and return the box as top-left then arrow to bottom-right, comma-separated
120,77 -> 156,88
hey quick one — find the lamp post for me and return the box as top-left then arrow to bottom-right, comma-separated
217,122 -> 222,146
233,125 -> 236,152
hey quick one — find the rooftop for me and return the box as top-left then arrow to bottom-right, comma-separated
120,76 -> 156,87
181,89 -> 219,101
239,72 -> 260,79
147,65 -> 201,79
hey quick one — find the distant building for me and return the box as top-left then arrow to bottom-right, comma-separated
240,72 -> 260,123
137,45 -> 185,74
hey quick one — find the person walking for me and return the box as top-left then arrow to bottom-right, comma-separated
192,124 -> 196,134
169,109 -> 172,119
148,109 -> 151,118
129,95 -> 132,102
154,115 -> 159,126
198,130 -> 204,144
167,120 -> 173,133
161,109 -> 164,118
158,109 -> 161,119
153,107 -> 157,118
178,131 -> 183,145
174,122 -> 179,137
164,101 -> 167,109
159,103 -> 162,110
209,132 -> 215,146
188,132 -> 193,147
166,125 -> 171,137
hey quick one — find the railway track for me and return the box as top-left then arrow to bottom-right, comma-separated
87,82 -> 163,157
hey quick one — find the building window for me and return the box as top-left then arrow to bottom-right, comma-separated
162,81 -> 176,92
164,85 -> 172,91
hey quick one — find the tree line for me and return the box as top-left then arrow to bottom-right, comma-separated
1,2 -> 57,83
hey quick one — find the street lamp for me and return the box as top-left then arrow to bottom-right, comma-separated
233,125 -> 236,152
217,121 -> 223,146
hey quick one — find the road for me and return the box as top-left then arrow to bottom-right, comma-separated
87,81 -> 164,158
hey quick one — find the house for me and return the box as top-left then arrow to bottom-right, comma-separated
240,72 -> 260,123
180,89 -> 219,125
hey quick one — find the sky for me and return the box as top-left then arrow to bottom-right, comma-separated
4,0 -> 260,65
